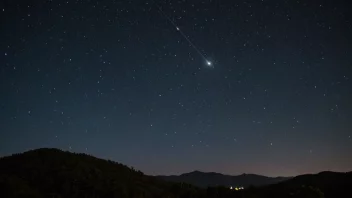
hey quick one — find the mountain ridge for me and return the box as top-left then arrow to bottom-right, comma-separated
1,148 -> 352,198
162,170 -> 290,179
157,170 -> 292,188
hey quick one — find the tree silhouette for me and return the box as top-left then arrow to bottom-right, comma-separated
0,148 -> 350,198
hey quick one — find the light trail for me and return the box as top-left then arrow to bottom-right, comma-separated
153,2 -> 212,66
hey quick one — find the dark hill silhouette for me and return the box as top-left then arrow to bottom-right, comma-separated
0,148 -> 351,198
0,148 -> 201,198
157,170 -> 291,188
267,171 -> 352,198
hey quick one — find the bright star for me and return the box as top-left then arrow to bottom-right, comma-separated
206,60 -> 212,66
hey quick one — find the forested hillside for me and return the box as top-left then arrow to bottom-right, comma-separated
0,148 -> 351,198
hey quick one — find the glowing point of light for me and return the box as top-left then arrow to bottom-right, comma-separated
231,187 -> 244,191
176,27 -> 180,31
206,60 -> 212,66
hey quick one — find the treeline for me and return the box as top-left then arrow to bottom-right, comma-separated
0,148 -> 202,198
0,148 -> 349,198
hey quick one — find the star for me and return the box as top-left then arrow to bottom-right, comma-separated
206,60 -> 212,66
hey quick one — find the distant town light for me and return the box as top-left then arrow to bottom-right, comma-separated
230,186 -> 244,191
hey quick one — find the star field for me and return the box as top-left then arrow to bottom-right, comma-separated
0,0 -> 352,177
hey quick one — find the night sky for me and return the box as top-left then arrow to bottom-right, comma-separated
1,0 -> 352,177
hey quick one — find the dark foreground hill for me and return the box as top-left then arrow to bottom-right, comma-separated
269,171 -> 352,198
0,148 -> 351,198
0,148 -> 201,198
157,171 -> 290,188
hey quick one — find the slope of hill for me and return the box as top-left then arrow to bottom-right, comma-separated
0,148 -> 351,198
0,148 -> 201,198
268,171 -> 352,198
157,170 -> 291,188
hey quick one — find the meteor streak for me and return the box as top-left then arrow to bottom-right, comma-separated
154,2 -> 212,67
